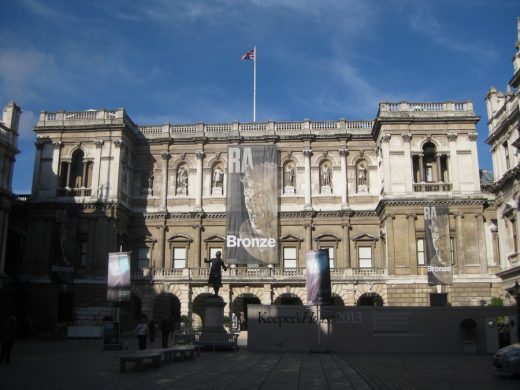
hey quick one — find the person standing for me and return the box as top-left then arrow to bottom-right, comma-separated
148,319 -> 156,343
160,317 -> 171,348
0,316 -> 17,364
135,317 -> 149,350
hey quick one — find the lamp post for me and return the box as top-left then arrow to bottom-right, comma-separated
514,281 -> 520,342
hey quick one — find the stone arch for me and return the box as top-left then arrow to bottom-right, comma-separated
356,292 -> 384,306
232,293 -> 261,330
152,293 -> 181,322
274,293 -> 303,305
273,286 -> 306,304
119,291 -> 144,331
192,292 -> 217,328
331,293 -> 345,306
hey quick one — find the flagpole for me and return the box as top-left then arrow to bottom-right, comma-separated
253,46 -> 256,122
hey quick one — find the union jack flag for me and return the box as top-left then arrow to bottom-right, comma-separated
240,48 -> 255,61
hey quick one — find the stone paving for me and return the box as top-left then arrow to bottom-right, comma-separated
0,339 -> 518,389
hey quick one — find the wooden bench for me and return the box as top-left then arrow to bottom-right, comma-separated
194,332 -> 239,351
115,351 -> 161,372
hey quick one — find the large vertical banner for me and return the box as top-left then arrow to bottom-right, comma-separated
306,249 -> 332,305
226,145 -> 278,265
424,205 -> 453,285
107,252 -> 131,302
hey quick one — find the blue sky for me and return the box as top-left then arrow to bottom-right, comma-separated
1,0 -> 518,193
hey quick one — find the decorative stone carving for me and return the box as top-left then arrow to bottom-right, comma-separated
320,162 -> 332,193
401,133 -> 412,142
176,164 -> 188,195
468,132 -> 478,141
212,164 -> 224,195
380,133 -> 391,142
447,133 -> 458,142
284,162 -> 296,194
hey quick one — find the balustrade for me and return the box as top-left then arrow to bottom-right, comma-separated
131,267 -> 387,281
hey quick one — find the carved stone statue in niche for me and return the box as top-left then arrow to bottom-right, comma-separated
176,165 -> 188,194
284,163 -> 295,194
321,162 -> 332,193
357,161 -> 368,192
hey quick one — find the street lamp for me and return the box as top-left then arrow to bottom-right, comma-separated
514,281 -> 520,342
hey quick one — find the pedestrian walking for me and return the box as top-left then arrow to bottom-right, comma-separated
135,317 -> 149,350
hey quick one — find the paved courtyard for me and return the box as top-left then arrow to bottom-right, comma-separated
0,338 -> 518,390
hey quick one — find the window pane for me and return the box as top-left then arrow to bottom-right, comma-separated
358,247 -> 372,268
284,247 -> 297,260
210,247 -> 222,259
138,247 -> 150,269
283,247 -> 297,268
173,247 -> 186,269
417,239 -> 425,266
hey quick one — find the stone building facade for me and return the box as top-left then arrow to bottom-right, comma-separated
0,102 -> 21,285
485,17 -> 520,298
15,99 -> 502,328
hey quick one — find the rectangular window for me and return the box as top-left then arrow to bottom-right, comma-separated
358,247 -> 372,268
138,247 -> 150,270
321,247 -> 334,269
209,247 -> 222,259
417,239 -> 425,266
283,247 -> 297,269
173,247 -> 187,269
79,240 -> 88,267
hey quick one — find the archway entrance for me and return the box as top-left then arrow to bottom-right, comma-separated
153,293 -> 181,323
356,292 -> 384,306
119,293 -> 143,331
232,293 -> 261,331
331,293 -> 345,306
192,293 -> 216,329
274,293 -> 303,305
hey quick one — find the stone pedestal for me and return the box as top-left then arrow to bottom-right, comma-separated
284,185 -> 295,194
202,296 -> 227,334
212,187 -> 223,196
321,185 -> 332,194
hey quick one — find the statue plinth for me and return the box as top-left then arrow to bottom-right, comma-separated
284,185 -> 295,194
321,185 -> 332,194
202,296 -> 227,334
212,186 -> 223,196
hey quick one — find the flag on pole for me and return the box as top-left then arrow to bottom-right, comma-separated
240,48 -> 255,61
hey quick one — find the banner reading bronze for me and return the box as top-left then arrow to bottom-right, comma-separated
424,205 -> 453,285
226,145 -> 278,265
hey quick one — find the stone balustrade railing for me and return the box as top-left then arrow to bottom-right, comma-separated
379,101 -> 474,117
132,267 -> 387,281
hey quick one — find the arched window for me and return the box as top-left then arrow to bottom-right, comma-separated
58,149 -> 93,196
412,141 -> 449,191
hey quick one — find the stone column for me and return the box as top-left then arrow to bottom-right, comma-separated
51,141 -> 63,198
447,133 -> 459,192
161,153 -> 171,211
341,223 -> 351,268
32,141 -> 44,196
476,213 -> 488,274
110,140 -> 123,200
402,133 -> 413,192
192,222 -> 202,268
195,151 -> 205,212
304,222 -> 313,254
381,134 -> 391,194
468,132 -> 481,191
455,212 -> 465,273
408,213 -> 418,275
385,213 -> 396,275
303,149 -> 313,210
158,224 -> 167,268
339,148 -> 349,208
418,154 -> 425,183
92,140 -> 104,199
435,154 -> 442,182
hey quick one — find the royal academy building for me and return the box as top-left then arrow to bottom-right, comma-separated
485,18 -> 520,301
13,99 -> 503,330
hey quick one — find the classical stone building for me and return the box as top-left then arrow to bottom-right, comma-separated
13,98 -> 503,329
0,102 -> 21,283
485,17 -> 520,299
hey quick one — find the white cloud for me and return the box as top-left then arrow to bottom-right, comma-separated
408,4 -> 497,59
